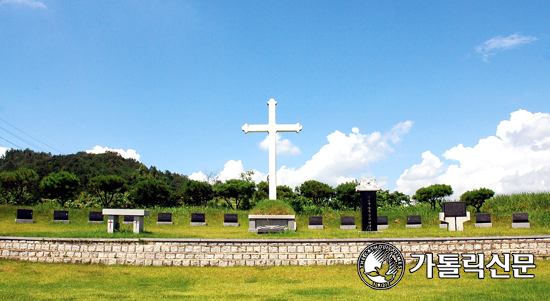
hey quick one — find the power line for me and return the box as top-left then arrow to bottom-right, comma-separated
0,118 -> 62,154
0,135 -> 22,149
0,125 -> 49,152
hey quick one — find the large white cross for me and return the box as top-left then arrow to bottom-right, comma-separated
242,98 -> 302,200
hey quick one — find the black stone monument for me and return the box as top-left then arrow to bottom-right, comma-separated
406,215 -> 422,228
308,216 -> 324,229
476,213 -> 492,223
512,212 -> 530,228
157,212 -> 173,225
442,202 -> 467,217
340,216 -> 356,229
360,190 -> 378,231
53,210 -> 69,223
191,213 -> 206,226
123,215 -> 134,224
88,211 -> 104,223
223,213 -> 239,227
16,209 -> 34,223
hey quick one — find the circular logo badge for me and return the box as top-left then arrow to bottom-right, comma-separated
357,243 -> 405,290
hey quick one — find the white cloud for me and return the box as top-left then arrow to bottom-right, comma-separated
189,122 -> 412,189
190,160 -> 265,184
276,122 -> 412,189
0,146 -> 9,158
86,145 -> 141,162
188,171 -> 208,182
0,0 -> 47,9
475,34 -> 538,62
395,151 -> 445,196
259,133 -> 301,155
396,109 -> 550,198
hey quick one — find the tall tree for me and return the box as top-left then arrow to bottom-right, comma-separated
334,181 -> 361,210
89,175 -> 126,207
214,179 -> 255,210
297,180 -> 333,206
181,180 -> 214,207
39,171 -> 81,206
0,167 -> 39,204
377,189 -> 411,207
412,184 -> 453,210
132,178 -> 170,207
460,188 -> 495,212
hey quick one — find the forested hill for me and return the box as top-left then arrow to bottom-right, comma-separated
0,149 -> 187,190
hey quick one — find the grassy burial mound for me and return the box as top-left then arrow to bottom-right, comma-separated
1,193 -> 549,239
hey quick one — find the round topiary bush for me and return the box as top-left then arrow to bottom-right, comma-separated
250,199 -> 296,215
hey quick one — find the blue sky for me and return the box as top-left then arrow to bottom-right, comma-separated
1,0 -> 550,197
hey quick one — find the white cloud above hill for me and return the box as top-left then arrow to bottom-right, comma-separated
86,146 -> 141,161
396,109 -> 550,198
259,133 -> 301,155
0,146 -> 9,158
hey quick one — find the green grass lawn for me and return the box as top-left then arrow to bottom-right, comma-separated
1,259 -> 548,300
1,204 -> 549,239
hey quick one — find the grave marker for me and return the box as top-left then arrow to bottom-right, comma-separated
377,215 -> 388,230
123,215 -> 134,224
88,211 -> 104,223
308,216 -> 324,230
15,209 -> 34,223
157,213 -> 173,225
512,213 -> 530,228
223,213 -> 239,227
53,210 -> 70,223
340,216 -> 356,230
191,213 -> 206,226
406,215 -> 422,228
439,202 -> 470,231
475,213 -> 492,228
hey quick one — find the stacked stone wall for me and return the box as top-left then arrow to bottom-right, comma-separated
1,236 -> 548,267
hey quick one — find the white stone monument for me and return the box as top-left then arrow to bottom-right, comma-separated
242,98 -> 302,200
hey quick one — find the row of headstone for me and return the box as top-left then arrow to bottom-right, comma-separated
13,209 -> 532,229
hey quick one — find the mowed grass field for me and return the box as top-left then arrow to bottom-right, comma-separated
2,203 -> 550,239
0,259 -> 549,300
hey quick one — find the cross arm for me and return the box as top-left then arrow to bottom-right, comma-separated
242,124 -> 269,133
275,123 -> 303,133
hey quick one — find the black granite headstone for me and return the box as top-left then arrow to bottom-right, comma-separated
224,214 -> 238,223
513,213 -> 529,223
377,215 -> 388,225
309,216 -> 323,226
442,202 -> 467,217
476,213 -> 491,223
407,215 -> 422,225
341,216 -> 355,226
89,211 -> 104,222
360,190 -> 378,231
53,210 -> 69,221
158,213 -> 172,223
17,209 -> 33,220
124,215 -> 134,223
191,213 -> 205,223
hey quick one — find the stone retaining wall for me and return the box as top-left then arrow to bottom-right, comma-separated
1,235 -> 549,267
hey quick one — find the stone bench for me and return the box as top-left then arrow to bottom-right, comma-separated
102,209 -> 150,234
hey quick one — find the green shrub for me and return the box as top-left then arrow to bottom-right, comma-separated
250,199 -> 296,215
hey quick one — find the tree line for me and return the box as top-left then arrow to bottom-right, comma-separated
1,149 -> 493,211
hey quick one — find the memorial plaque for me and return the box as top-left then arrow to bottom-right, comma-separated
158,213 -> 172,222
442,202 -> 467,217
191,213 -> 205,223
360,190 -> 378,231
476,213 -> 491,223
224,214 -> 238,223
407,215 -> 422,225
341,216 -> 355,226
377,215 -> 388,225
513,213 -> 529,223
89,211 -> 104,222
53,210 -> 69,221
17,209 -> 33,220
257,227 -> 285,234
309,216 -> 323,226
